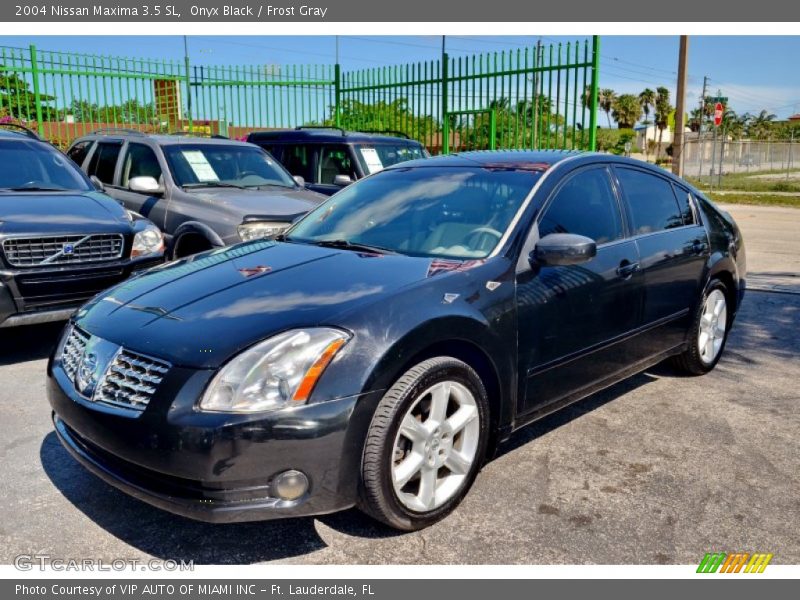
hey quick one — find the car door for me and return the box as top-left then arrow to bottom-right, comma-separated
278,144 -> 316,189
312,144 -> 359,195
516,165 -> 644,416
85,139 -> 123,189
112,142 -> 169,229
613,166 -> 709,353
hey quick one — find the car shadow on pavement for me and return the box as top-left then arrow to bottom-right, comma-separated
39,431 -> 398,564
0,321 -> 64,366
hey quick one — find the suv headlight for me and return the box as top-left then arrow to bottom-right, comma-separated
238,221 -> 290,242
200,328 -> 350,413
131,224 -> 165,258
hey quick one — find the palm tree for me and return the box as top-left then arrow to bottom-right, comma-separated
638,88 -> 656,159
654,87 -> 673,161
611,94 -> 641,129
598,89 -> 616,128
748,109 -> 777,140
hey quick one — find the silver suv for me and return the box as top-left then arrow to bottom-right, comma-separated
67,130 -> 325,258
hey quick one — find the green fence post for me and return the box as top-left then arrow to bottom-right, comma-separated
588,35 -> 600,151
489,109 -> 497,150
334,63 -> 341,127
28,45 -> 44,137
184,50 -> 193,132
441,52 -> 449,155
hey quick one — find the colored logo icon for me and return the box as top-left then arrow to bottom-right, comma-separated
697,552 -> 773,573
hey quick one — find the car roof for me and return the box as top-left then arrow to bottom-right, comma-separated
386,149 -> 585,170
71,131 -> 256,148
248,128 -> 422,145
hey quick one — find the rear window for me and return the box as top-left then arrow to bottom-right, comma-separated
616,167 -> 685,234
67,140 -> 92,167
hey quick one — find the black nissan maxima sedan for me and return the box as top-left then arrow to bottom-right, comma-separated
47,150 -> 746,530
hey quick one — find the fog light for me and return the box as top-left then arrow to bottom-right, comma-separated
273,470 -> 309,501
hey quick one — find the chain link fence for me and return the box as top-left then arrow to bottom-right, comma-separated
682,138 -> 799,187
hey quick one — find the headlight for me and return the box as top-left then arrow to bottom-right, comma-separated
237,221 -> 290,242
200,328 -> 350,413
131,224 -> 165,258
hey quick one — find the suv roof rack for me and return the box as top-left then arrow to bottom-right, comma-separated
358,129 -> 410,139
0,122 -> 41,140
168,131 -> 229,139
90,128 -> 147,136
294,125 -> 347,136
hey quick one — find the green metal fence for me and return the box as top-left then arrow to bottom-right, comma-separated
1,37 -> 599,152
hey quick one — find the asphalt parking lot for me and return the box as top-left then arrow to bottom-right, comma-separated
1,203 -> 798,565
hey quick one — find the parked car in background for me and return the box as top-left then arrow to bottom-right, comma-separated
247,127 -> 429,195
48,150 -> 745,530
0,124 -> 164,328
67,131 -> 325,258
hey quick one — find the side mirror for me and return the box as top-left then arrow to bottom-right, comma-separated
333,174 -> 353,187
293,175 -> 305,187
90,175 -> 105,192
531,233 -> 597,267
128,176 -> 164,195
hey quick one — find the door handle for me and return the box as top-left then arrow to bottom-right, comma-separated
691,240 -> 708,254
616,261 -> 640,279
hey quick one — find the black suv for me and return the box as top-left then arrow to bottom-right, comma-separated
0,125 -> 164,328
247,127 -> 429,195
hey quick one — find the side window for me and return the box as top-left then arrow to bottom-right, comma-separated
121,143 -> 163,187
86,141 -> 122,185
280,144 -> 314,181
616,168 -> 684,234
539,168 -> 623,245
66,141 -> 92,167
319,145 -> 357,184
674,186 -> 697,226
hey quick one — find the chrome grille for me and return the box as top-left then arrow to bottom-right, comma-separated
61,325 -> 90,381
3,233 -> 124,267
59,325 -> 170,414
94,349 -> 171,412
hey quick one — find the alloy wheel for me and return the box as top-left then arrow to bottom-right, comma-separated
698,288 -> 727,365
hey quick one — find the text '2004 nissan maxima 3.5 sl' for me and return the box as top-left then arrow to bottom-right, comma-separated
47,150 -> 746,530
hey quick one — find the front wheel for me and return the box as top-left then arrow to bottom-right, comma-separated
672,279 -> 730,375
358,357 -> 489,531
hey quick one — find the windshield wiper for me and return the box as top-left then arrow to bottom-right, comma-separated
245,182 -> 296,189
182,182 -> 246,190
311,239 -> 398,255
1,185 -> 68,192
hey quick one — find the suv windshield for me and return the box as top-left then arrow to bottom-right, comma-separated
163,144 -> 296,189
0,140 -> 92,192
287,167 -> 538,259
354,143 -> 427,174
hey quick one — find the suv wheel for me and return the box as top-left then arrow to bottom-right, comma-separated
358,357 -> 489,531
173,234 -> 212,259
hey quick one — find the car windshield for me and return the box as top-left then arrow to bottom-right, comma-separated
354,143 -> 428,174
163,144 -> 296,188
0,140 -> 92,192
287,166 -> 539,259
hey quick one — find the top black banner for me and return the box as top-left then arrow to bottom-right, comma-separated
2,0 -> 799,22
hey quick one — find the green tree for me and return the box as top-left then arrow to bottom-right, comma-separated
638,88 -> 655,159
0,67 -> 55,121
598,88 -> 616,128
654,87 -> 673,160
318,98 -> 440,145
747,109 -> 777,140
611,94 -> 641,129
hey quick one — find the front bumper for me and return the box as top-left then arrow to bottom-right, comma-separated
47,362 -> 379,523
0,256 -> 163,327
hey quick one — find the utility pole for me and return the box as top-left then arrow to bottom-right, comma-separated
672,35 -> 689,177
697,75 -> 709,183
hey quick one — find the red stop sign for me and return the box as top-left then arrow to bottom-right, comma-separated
713,102 -> 724,127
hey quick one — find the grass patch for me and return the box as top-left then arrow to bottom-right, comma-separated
686,170 -> 800,193
707,192 -> 800,208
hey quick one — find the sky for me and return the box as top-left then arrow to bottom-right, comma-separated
6,35 -> 800,120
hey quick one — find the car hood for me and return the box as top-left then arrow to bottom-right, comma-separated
185,186 -> 324,218
76,240 -> 439,368
0,192 -> 131,236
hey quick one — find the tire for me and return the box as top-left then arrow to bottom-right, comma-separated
671,278 -> 731,375
358,356 -> 490,531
